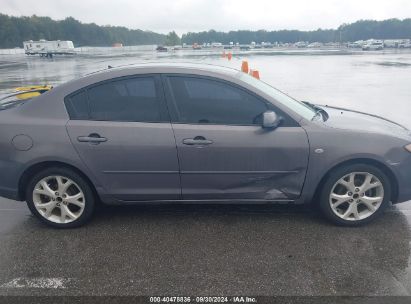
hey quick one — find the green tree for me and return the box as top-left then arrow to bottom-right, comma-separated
1,13 -> 411,49
182,19 -> 411,44
0,13 -> 167,48
165,31 -> 181,46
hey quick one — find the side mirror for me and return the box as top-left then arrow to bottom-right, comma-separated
262,111 -> 282,129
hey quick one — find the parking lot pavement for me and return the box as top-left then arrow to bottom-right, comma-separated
0,198 -> 411,296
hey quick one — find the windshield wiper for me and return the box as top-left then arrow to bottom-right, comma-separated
303,101 -> 329,121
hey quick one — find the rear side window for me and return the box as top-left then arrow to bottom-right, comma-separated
166,76 -> 268,125
65,76 -> 167,122
65,90 -> 88,120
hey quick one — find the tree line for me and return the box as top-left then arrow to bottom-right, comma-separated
0,13 -> 410,49
0,14 -> 166,48
182,19 -> 411,44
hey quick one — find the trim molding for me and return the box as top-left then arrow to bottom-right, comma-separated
180,170 -> 299,174
115,199 -> 295,204
103,170 -> 178,174
103,170 -> 298,175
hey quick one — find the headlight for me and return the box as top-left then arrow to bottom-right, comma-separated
405,144 -> 411,153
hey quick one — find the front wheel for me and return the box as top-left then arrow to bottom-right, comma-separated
318,164 -> 391,226
26,167 -> 95,228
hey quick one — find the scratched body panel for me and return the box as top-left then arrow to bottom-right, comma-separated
172,124 -> 309,200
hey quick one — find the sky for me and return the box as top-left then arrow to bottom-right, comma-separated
1,0 -> 411,34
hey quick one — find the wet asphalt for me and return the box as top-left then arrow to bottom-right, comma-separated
0,198 -> 411,296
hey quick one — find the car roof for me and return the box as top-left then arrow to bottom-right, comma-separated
86,62 -> 241,78
53,62 -> 243,97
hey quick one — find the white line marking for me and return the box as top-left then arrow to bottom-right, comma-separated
0,277 -> 71,289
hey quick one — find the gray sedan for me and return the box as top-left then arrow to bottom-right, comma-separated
1,63 -> 410,228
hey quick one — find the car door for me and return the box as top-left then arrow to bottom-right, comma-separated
163,74 -> 309,201
65,75 -> 181,201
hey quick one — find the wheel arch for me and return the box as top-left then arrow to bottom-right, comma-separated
313,158 -> 399,204
18,161 -> 100,202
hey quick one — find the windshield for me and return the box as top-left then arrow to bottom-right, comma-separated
0,86 -> 51,110
238,72 -> 316,120
0,93 -> 29,110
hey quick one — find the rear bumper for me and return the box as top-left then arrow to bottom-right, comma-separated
0,186 -> 20,201
0,160 -> 23,202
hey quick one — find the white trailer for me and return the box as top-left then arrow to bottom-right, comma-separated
362,39 -> 384,51
23,40 -> 75,57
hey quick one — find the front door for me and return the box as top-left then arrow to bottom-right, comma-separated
66,75 -> 181,201
163,75 -> 309,201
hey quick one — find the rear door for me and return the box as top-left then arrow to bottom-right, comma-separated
163,75 -> 309,201
65,75 -> 181,201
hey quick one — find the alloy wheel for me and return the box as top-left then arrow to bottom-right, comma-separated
329,172 -> 384,221
32,175 -> 85,224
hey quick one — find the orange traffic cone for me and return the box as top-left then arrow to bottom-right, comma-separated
241,61 -> 249,73
251,70 -> 260,79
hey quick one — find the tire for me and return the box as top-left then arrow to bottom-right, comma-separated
318,164 -> 391,226
26,167 -> 95,228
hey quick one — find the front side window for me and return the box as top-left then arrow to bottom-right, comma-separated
166,76 -> 268,125
238,73 -> 316,120
65,76 -> 166,122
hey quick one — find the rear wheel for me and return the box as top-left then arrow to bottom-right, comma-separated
318,164 -> 391,226
26,167 -> 95,228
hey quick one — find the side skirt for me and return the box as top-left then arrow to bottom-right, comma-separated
103,199 -> 297,206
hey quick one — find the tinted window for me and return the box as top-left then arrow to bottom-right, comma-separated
167,77 -> 268,125
65,90 -> 89,120
238,73 -> 315,121
87,77 -> 164,122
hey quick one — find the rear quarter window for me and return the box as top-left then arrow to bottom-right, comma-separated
65,90 -> 89,120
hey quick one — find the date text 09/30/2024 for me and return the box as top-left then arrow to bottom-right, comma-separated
149,296 -> 257,303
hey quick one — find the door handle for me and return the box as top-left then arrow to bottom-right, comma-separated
182,136 -> 213,146
77,133 -> 107,144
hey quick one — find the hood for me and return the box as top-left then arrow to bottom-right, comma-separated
318,105 -> 411,139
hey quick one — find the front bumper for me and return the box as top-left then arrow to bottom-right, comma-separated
390,156 -> 411,204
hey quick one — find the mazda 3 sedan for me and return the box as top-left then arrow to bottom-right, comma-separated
1,63 -> 411,228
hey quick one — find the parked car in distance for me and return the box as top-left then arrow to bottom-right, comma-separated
1,63 -> 411,228
156,46 -> 168,52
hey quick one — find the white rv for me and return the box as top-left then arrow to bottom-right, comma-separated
362,39 -> 384,51
23,40 -> 75,57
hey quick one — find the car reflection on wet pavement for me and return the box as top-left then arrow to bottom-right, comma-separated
0,197 -> 410,296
